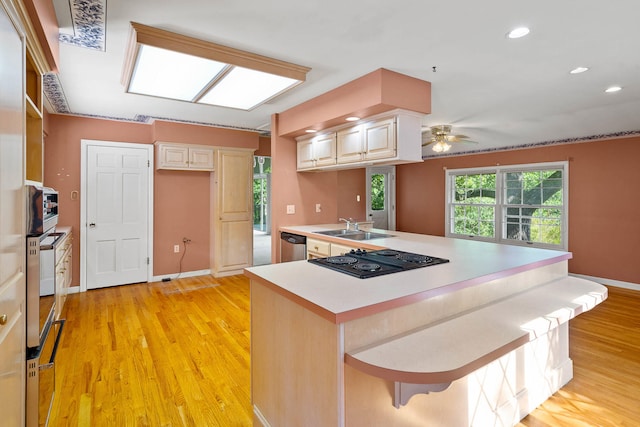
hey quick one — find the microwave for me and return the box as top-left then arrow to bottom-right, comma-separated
26,185 -> 59,236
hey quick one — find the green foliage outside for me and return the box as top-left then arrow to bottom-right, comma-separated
452,169 -> 563,245
253,157 -> 271,228
371,174 -> 385,210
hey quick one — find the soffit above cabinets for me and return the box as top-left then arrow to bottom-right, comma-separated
277,68 -> 431,138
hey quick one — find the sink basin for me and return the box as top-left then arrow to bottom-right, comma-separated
314,229 -> 353,236
313,229 -> 394,241
340,231 -> 394,241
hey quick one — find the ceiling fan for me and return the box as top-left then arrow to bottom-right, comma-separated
422,125 -> 477,153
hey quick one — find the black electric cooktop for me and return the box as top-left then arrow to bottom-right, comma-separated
308,249 -> 449,279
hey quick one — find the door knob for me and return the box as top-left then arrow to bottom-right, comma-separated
0,314 -> 7,326
89,223 -> 96,228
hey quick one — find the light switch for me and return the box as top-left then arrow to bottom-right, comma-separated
356,195 -> 361,202
286,204 -> 295,214
315,203 -> 322,213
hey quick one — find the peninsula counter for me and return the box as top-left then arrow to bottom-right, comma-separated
244,226 -> 606,426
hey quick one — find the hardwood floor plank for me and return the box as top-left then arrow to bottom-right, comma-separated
49,277 -> 640,426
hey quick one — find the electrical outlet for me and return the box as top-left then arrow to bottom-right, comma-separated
173,245 -> 180,253
183,237 -> 191,243
286,204 -> 295,214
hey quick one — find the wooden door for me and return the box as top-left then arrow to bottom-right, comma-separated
0,3 -> 26,425
211,149 -> 253,275
84,142 -> 152,289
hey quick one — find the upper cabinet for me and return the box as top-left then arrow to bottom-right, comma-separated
296,110 -> 423,172
155,142 -> 215,171
297,132 -> 337,170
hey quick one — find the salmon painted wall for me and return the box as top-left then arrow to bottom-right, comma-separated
270,114 -> 340,261
337,169 -> 366,221
396,136 -> 640,285
43,114 -> 259,287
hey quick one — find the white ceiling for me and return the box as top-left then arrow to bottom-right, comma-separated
49,0 -> 640,156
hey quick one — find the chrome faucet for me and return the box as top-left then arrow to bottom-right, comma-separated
339,217 -> 358,231
339,217 -> 352,231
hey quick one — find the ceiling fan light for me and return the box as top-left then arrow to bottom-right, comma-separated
507,27 -> 530,39
570,67 -> 589,74
432,142 -> 443,153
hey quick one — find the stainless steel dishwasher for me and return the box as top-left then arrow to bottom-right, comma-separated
280,232 -> 307,262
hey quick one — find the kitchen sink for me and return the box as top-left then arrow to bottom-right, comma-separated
313,229 -> 394,241
314,229 -> 354,236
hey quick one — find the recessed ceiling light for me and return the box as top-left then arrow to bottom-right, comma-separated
305,129 -> 316,133
570,67 -> 589,74
345,116 -> 360,122
507,27 -> 530,39
605,86 -> 622,93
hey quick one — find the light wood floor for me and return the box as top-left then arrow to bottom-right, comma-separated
49,276 -> 640,426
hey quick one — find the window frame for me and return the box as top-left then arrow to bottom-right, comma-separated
445,161 -> 569,250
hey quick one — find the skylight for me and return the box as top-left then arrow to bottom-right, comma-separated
122,22 -> 310,111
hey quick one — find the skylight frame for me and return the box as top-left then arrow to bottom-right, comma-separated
121,22 -> 310,111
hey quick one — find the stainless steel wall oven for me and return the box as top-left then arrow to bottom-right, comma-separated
25,184 -> 66,427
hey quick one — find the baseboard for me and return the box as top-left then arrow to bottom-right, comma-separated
253,406 -> 271,427
570,273 -> 640,291
151,269 -> 211,282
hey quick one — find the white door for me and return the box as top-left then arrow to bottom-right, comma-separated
83,141 -> 152,290
366,166 -> 396,230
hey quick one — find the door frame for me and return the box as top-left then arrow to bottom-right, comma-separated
79,139 -> 154,292
366,166 -> 396,231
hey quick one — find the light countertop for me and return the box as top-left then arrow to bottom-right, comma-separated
244,224 -> 571,323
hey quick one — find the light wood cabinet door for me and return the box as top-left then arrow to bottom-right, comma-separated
336,125 -> 364,164
55,231 -> 72,319
189,147 -> 215,170
313,133 -> 337,167
297,133 -> 337,170
211,149 -> 254,275
329,242 -> 356,257
157,144 -> 189,169
306,238 -> 331,259
364,117 -> 396,160
297,139 -> 315,170
156,143 -> 215,171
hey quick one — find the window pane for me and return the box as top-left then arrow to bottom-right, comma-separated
450,173 -> 496,238
371,174 -> 385,211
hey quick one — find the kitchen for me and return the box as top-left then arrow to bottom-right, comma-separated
1,0 -> 640,426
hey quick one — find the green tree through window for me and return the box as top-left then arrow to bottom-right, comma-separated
448,164 -> 566,249
371,174 -> 385,210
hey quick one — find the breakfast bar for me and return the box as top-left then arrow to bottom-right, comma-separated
244,226 -> 607,426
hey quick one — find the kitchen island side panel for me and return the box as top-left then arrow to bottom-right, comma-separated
343,262 -> 568,352
251,280 -> 344,426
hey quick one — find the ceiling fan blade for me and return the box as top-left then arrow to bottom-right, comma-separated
421,139 -> 435,147
446,134 -> 469,142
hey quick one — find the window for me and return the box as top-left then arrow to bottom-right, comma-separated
371,173 -> 386,211
446,162 -> 568,250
